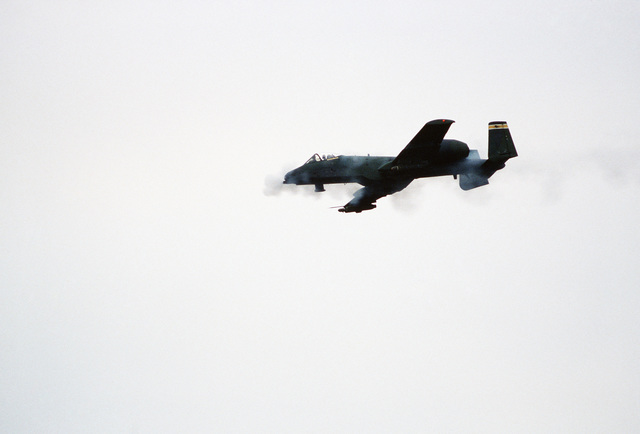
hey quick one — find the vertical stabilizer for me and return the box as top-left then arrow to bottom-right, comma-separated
488,121 -> 517,162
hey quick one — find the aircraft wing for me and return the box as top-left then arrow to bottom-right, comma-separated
392,119 -> 454,164
338,186 -> 381,213
338,179 -> 413,213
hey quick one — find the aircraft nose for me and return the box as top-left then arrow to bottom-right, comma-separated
283,170 -> 295,184
283,167 -> 308,185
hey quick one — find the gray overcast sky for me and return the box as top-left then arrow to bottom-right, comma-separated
2,0 -> 639,432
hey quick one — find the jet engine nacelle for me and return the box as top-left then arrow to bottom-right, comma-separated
432,139 -> 469,163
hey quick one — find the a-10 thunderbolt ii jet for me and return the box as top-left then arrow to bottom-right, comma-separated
283,119 -> 517,213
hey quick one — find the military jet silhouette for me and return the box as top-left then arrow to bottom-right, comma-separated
283,119 -> 517,212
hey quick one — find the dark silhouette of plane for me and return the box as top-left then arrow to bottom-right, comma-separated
283,119 -> 517,212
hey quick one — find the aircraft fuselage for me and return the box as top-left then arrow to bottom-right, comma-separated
283,139 -> 485,187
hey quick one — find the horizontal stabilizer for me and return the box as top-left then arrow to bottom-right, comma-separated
459,172 -> 489,191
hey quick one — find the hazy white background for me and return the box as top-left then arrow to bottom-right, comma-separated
2,1 -> 639,432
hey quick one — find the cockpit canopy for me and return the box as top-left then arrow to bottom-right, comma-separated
304,153 -> 338,165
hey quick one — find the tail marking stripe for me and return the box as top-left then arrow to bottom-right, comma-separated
488,123 -> 509,130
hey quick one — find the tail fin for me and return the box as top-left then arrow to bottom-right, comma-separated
488,121 -> 517,162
